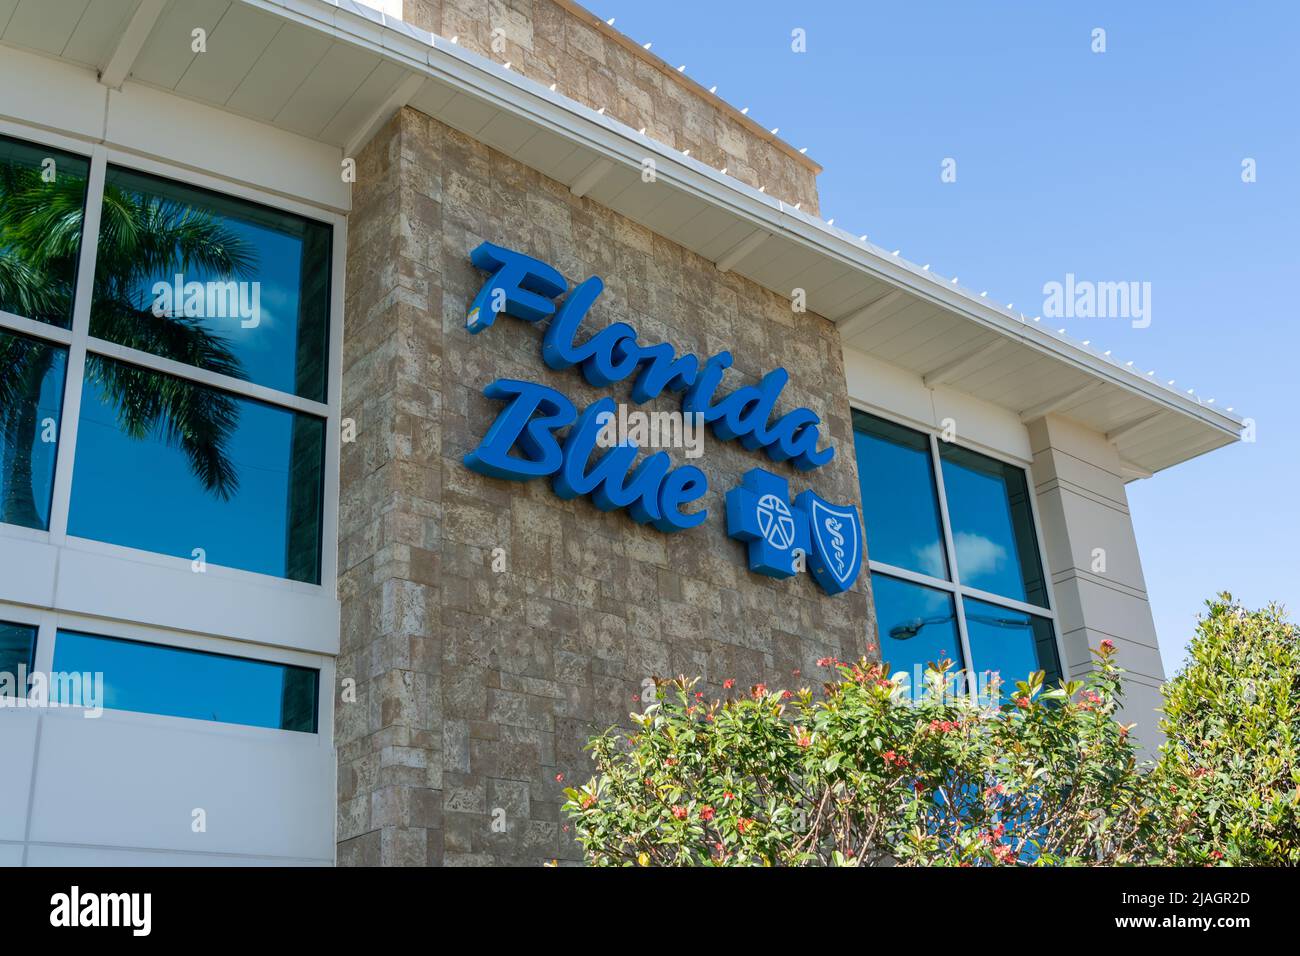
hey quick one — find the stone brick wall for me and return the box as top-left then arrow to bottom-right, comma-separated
400,0 -> 822,213
337,105 -> 870,866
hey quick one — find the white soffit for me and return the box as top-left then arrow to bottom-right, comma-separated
0,0 -> 1243,477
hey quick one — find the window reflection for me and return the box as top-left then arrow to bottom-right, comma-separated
51,630 -> 318,732
872,572 -> 962,685
0,620 -> 37,696
0,329 -> 67,530
90,166 -> 331,402
853,411 -> 949,579
68,356 -> 325,583
963,597 -> 1062,692
0,134 -> 90,329
939,443 -> 1049,607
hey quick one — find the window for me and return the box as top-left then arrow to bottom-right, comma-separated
51,630 -> 318,732
0,620 -> 37,697
0,134 -> 91,329
0,133 -> 334,585
91,166 -> 332,402
853,409 -> 1062,697
854,414 -> 948,579
0,328 -> 67,530
68,356 -> 325,583
939,443 -> 1048,607
871,573 -> 960,681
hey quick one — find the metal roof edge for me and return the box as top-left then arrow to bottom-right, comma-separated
256,0 -> 1245,450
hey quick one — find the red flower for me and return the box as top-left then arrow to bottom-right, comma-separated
817,657 -> 837,668
797,734 -> 812,748
555,772 -> 564,782
700,805 -> 716,821
1100,639 -> 1115,652
1014,696 -> 1031,709
737,817 -> 754,834
723,678 -> 736,690
752,683 -> 767,698
672,806 -> 688,820
581,794 -> 596,809
882,750 -> 909,770
723,791 -> 735,801
792,668 -> 801,677
695,691 -> 704,699
1210,849 -> 1224,860
781,690 -> 793,701
664,757 -> 678,767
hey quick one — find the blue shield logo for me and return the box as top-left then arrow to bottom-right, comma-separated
794,491 -> 863,595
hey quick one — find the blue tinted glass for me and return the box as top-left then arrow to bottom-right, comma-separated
0,329 -> 67,530
963,597 -> 1062,695
68,356 -> 324,583
0,134 -> 91,329
871,572 -> 962,686
0,621 -> 37,695
52,630 -> 317,732
91,166 -> 331,402
853,411 -> 948,579
939,443 -> 1048,606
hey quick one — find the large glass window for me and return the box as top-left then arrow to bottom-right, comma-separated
872,572 -> 961,680
0,621 -> 37,697
963,597 -> 1062,691
91,166 -> 332,403
51,630 -> 318,732
0,136 -> 335,586
854,411 -> 1061,699
853,411 -> 948,579
68,356 -> 325,583
939,442 -> 1049,607
0,134 -> 90,329
0,329 -> 67,530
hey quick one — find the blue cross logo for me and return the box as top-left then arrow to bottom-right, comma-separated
725,469 -> 809,578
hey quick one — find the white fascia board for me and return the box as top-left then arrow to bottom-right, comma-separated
241,0 -> 1243,446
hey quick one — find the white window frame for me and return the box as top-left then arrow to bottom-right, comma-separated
850,404 -> 1068,694
0,123 -> 345,596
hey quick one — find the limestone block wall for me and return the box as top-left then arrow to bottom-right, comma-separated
399,0 -> 823,213
336,106 -> 869,866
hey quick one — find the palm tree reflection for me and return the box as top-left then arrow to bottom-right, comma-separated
1,160 -> 250,527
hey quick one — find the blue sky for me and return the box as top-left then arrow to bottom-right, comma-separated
591,0 -> 1300,673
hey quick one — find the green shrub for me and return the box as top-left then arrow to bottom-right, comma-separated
563,644 -> 1153,866
1152,594 -> 1300,864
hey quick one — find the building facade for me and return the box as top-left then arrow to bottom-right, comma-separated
0,0 -> 1241,867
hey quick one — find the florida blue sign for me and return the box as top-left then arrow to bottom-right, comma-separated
462,241 -> 863,596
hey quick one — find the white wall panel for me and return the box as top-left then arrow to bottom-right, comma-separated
29,709 -> 334,861
0,709 -> 38,841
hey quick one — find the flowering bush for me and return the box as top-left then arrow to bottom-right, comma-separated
563,643 -> 1153,866
1152,594 -> 1300,864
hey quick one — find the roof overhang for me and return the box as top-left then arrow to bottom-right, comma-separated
0,0 -> 1242,476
